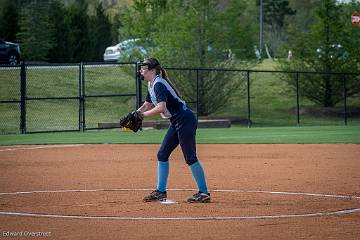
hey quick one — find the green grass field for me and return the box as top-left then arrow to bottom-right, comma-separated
0,126 -> 359,145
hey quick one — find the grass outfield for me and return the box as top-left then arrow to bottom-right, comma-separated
0,126 -> 359,145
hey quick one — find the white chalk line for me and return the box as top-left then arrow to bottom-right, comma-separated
1,188 -> 360,200
0,188 -> 359,220
1,208 -> 360,221
0,144 -> 83,152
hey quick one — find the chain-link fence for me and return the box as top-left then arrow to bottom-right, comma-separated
0,66 -> 21,134
165,68 -> 360,127
0,62 -> 139,134
25,64 -> 80,133
0,62 -> 359,134
82,63 -> 138,130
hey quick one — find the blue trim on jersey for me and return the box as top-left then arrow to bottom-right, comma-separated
146,75 -> 187,119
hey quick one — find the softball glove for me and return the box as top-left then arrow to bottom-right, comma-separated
119,111 -> 144,132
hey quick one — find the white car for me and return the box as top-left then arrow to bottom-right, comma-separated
103,39 -> 150,62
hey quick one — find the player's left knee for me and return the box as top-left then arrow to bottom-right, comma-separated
157,150 -> 170,162
185,157 -> 198,166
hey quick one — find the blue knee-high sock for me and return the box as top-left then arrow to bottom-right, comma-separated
157,161 -> 169,192
190,161 -> 208,194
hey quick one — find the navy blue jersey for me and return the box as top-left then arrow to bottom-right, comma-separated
146,75 -> 187,119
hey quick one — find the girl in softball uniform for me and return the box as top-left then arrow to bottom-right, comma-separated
137,58 -> 210,203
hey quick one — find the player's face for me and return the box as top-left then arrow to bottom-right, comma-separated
140,66 -> 155,81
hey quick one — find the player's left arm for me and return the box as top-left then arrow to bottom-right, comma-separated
137,91 -> 154,113
137,101 -> 154,113
142,101 -> 166,118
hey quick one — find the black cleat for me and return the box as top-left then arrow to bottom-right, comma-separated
186,192 -> 211,203
143,190 -> 167,202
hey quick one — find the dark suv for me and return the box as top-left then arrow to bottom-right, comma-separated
0,39 -> 21,65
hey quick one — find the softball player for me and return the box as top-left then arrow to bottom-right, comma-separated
137,58 -> 210,203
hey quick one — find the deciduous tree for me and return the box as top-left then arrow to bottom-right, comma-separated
280,0 -> 360,107
16,0 -> 55,61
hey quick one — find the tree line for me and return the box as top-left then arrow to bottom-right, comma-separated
0,0 -> 117,62
0,0 -> 359,111
119,0 -> 359,110
0,0 -> 327,63
1,0 -> 358,64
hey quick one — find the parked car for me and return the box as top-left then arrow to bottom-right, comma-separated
0,39 -> 21,65
103,38 -> 153,62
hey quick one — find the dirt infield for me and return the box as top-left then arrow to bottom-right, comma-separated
0,144 -> 359,240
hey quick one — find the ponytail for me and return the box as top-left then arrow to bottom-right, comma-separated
142,58 -> 182,97
158,67 -> 182,98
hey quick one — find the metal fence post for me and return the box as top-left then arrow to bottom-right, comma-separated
79,62 -> 85,131
135,62 -> 142,109
343,74 -> 348,126
20,61 -> 26,134
247,71 -> 251,128
196,69 -> 199,119
296,72 -> 300,127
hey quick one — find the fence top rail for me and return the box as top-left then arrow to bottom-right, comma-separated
83,61 -> 137,66
22,63 -> 80,67
0,64 -> 21,68
1,62 -> 358,76
0,62 -> 137,68
166,66 -> 360,76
